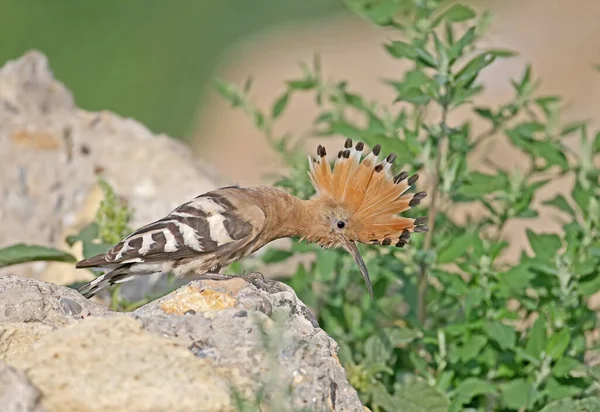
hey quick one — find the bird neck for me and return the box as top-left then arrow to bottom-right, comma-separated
251,187 -> 322,243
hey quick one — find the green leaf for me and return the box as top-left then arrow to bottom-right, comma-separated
364,335 -> 391,365
0,244 -> 76,268
271,91 -> 290,119
452,378 -> 497,407
386,327 -> 422,346
344,92 -> 366,110
214,79 -> 244,107
580,272 -> 600,297
525,314 -> 547,360
545,377 -> 587,401
532,141 -> 569,169
347,0 -> 398,26
435,270 -> 469,296
486,321 -> 517,350
544,195 -> 575,215
526,229 -> 562,260
540,397 -> 600,412
415,48 -> 438,69
409,351 -> 430,376
286,79 -> 316,90
261,248 -> 293,263
458,335 -> 488,362
486,48 -> 518,58
385,41 -> 416,60
572,180 -> 592,214
546,329 -> 570,360
393,381 -> 450,412
474,107 -> 495,122
326,121 -> 362,140
372,382 -> 397,411
403,69 -> 432,89
459,171 -> 508,198
449,27 -> 475,62
395,88 -> 431,105
498,265 -> 534,293
437,233 -> 473,263
455,53 -> 496,84
464,288 -> 485,320
502,378 -> 532,410
443,4 -> 476,22
343,303 -> 362,331
561,121 -> 587,137
552,357 -> 581,377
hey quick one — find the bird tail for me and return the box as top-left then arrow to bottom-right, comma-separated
77,266 -> 135,298
308,139 -> 428,247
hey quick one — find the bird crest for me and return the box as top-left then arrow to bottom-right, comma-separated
308,138 -> 428,246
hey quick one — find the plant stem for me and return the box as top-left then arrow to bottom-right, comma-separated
417,104 -> 449,325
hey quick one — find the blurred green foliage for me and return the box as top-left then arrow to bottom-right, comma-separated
0,0 -> 342,138
218,0 -> 600,411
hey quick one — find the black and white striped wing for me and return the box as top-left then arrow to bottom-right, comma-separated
76,190 -> 265,268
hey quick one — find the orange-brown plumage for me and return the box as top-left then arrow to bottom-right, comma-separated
307,139 -> 427,246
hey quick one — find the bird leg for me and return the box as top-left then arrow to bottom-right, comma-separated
195,273 -> 238,281
195,271 -> 265,283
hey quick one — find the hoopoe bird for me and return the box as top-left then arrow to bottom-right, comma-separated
76,139 -> 428,300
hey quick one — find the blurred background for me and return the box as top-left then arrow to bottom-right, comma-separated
3,0 -> 599,182
2,0 -> 600,262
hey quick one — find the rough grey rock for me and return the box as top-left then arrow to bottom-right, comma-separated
0,274 -> 110,327
0,50 -> 226,298
0,361 -> 45,412
0,274 -> 365,412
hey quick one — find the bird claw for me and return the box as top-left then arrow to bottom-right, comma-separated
241,271 -> 265,284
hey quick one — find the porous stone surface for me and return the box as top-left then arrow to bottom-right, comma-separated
0,274 -> 364,412
0,50 -> 226,296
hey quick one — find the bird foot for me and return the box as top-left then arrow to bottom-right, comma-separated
241,271 -> 265,283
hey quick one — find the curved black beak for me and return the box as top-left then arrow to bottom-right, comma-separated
342,239 -> 373,300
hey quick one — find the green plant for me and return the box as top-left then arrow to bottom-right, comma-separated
216,1 -> 600,411
65,176 -> 176,311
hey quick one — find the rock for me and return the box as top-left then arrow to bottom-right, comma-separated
0,274 -> 110,327
0,274 -> 364,411
0,322 -> 54,362
0,50 -> 226,298
134,277 -> 363,411
0,361 -> 45,412
12,317 -> 235,412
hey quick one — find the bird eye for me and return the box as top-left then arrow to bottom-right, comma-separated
337,220 -> 346,229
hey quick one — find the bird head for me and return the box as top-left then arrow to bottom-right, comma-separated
307,139 -> 428,299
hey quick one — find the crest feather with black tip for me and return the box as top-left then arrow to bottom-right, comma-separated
308,139 -> 428,247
